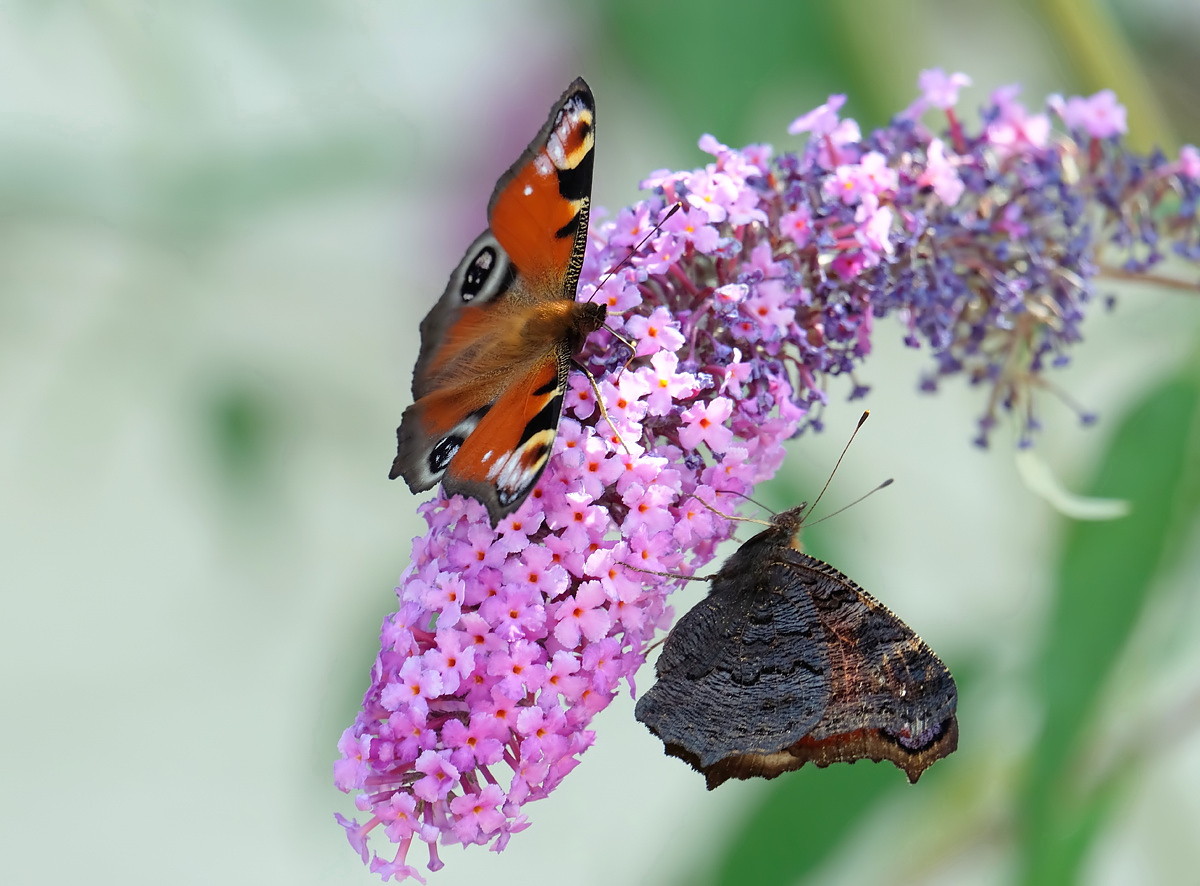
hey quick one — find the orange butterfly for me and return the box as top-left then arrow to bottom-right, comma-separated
390,78 -> 605,524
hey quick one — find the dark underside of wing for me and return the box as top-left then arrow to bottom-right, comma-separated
636,555 -> 959,789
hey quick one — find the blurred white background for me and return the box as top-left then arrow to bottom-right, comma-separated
3,2 -> 1199,884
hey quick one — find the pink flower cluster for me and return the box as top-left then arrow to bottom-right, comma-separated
338,71 -> 1200,881
335,350 -> 795,880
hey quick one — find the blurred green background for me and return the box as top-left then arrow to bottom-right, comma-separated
3,1 -> 1199,884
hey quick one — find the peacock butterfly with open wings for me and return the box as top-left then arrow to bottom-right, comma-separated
390,78 -> 605,524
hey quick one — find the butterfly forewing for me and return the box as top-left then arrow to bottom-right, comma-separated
489,79 -> 594,290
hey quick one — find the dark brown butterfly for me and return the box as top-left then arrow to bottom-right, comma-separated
389,78 -> 604,524
635,505 -> 958,789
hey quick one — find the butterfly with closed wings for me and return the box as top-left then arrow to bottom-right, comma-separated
635,503 -> 959,790
390,78 -> 605,524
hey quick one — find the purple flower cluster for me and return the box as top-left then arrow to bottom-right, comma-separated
335,330 -> 792,881
337,72 -> 1200,881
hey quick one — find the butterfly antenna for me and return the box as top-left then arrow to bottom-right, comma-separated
587,202 -> 682,308
803,478 -> 893,528
714,488 -> 775,518
589,202 -> 683,374
807,410 -> 870,520
570,205 -> 679,453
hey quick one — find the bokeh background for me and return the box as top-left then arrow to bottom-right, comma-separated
3,1 -> 1199,884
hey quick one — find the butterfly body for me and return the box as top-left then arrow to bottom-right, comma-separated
390,79 -> 600,523
635,507 -> 958,790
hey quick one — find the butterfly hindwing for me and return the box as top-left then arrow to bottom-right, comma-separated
780,551 -> 959,781
390,79 -> 600,523
420,351 -> 566,520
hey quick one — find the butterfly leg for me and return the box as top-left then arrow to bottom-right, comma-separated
623,562 -> 715,582
571,359 -> 634,455
601,324 -> 638,376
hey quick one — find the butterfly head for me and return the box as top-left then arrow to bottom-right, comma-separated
572,302 -> 607,345
706,504 -> 809,583
768,505 -> 809,547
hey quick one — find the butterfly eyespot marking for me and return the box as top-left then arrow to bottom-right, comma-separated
451,234 -> 515,306
429,435 -> 464,473
460,246 -> 497,301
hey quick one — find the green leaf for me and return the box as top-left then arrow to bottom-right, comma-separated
1019,368 -> 1200,883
